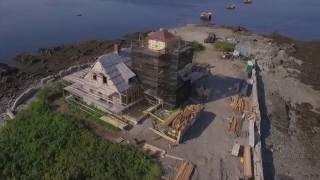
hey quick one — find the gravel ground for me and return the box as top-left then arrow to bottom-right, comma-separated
170,25 -> 320,179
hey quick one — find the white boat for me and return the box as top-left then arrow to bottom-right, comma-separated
226,4 -> 236,10
200,12 -> 212,21
244,0 -> 252,4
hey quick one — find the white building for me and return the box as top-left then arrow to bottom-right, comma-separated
63,45 -> 143,114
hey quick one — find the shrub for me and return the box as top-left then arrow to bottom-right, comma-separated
214,42 -> 235,52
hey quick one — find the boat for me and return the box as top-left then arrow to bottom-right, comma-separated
226,4 -> 236,10
200,11 -> 212,21
244,0 -> 252,4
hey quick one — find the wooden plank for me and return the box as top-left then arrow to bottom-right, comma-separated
249,120 -> 255,147
122,115 -> 138,125
100,116 -> 128,130
175,160 -> 194,180
243,145 -> 253,178
147,112 -> 166,123
149,128 -> 178,143
165,154 -> 184,161
142,143 -> 166,158
231,143 -> 241,156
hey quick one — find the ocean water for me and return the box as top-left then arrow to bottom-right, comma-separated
1,0 -> 320,62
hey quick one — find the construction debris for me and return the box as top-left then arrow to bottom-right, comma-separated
175,160 -> 194,180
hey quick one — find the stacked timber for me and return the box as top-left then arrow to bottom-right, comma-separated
150,104 -> 204,143
227,114 -> 244,136
230,95 -> 245,112
175,161 -> 194,180
171,104 -> 205,131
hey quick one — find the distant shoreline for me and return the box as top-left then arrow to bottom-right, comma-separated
2,23 -> 320,65
1,24 -> 319,114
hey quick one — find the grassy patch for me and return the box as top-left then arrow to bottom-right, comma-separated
41,81 -> 119,131
66,99 -> 119,131
0,84 -> 161,179
214,41 -> 235,52
190,41 -> 205,52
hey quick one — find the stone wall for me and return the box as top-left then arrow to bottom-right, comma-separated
251,64 -> 264,180
10,87 -> 39,111
8,63 -> 91,114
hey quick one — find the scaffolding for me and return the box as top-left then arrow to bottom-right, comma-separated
131,39 -> 193,107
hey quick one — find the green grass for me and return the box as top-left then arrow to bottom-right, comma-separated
214,41 -> 236,52
0,82 -> 161,179
66,99 -> 119,131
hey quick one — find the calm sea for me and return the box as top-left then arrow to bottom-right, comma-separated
1,0 -> 320,62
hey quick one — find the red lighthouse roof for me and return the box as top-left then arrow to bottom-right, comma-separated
147,29 -> 175,42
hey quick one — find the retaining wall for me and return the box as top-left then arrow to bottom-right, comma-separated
11,87 -> 39,111
251,65 -> 264,180
10,63 -> 90,113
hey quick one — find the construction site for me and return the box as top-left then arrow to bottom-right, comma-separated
59,26 -> 264,180
3,21 -> 320,179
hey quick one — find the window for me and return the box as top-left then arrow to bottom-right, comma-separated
103,76 -> 107,84
92,73 -> 97,80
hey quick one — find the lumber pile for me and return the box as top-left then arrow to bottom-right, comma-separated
230,95 -> 245,112
175,160 -> 194,180
227,115 -> 242,136
171,104 -> 205,131
150,104 -> 204,143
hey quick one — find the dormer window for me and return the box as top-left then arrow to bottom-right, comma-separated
92,73 -> 97,80
103,76 -> 107,84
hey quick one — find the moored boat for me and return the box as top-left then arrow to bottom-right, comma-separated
200,11 -> 212,21
226,4 -> 236,10
244,0 -> 252,4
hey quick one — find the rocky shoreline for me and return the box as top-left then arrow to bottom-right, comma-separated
0,31 -> 150,114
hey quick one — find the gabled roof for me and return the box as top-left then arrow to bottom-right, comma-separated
88,48 -> 136,93
147,30 -> 175,42
116,62 -> 135,81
